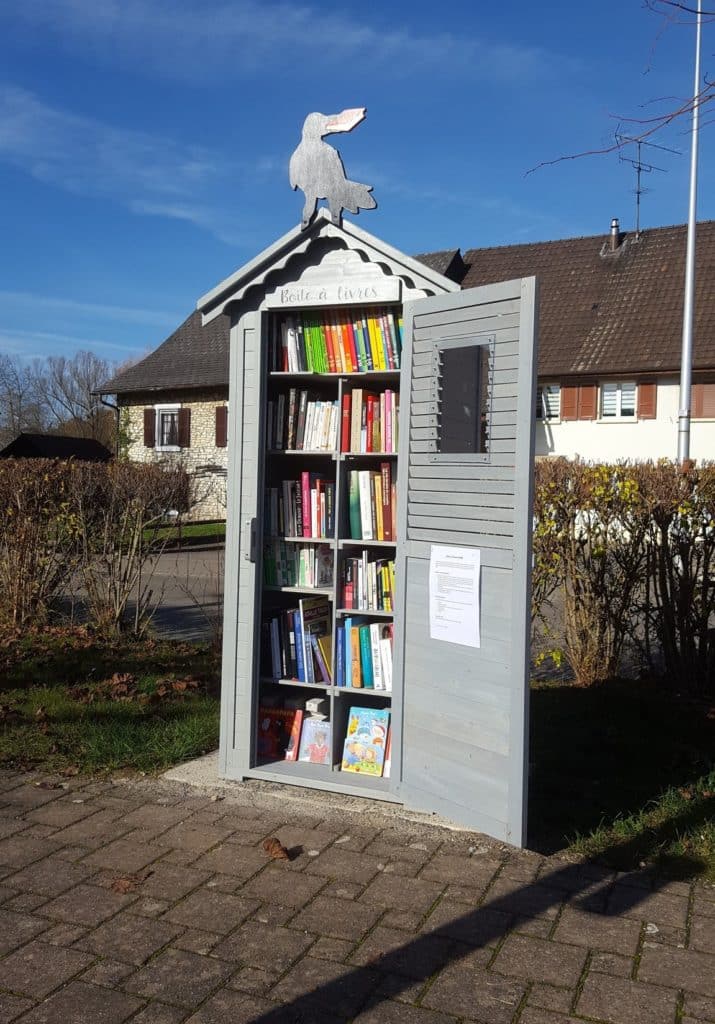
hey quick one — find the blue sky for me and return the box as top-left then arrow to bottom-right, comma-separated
0,0 -> 711,366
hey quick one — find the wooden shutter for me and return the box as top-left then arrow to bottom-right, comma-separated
215,405 -> 228,447
143,408 -> 156,447
637,382 -> 657,419
395,278 -> 537,846
560,385 -> 578,420
178,408 -> 191,448
692,383 -> 715,419
577,384 -> 598,420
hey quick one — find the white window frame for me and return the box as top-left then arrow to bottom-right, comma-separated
536,383 -> 560,421
155,404 -> 181,451
600,382 -> 636,420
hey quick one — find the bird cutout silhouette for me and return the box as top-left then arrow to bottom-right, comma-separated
289,108 -> 377,229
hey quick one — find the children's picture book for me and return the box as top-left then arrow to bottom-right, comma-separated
298,718 -> 332,765
256,707 -> 303,762
340,706 -> 390,776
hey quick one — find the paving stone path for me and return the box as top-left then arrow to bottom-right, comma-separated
0,769 -> 712,1023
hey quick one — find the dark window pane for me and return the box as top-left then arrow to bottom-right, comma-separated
436,344 -> 489,454
160,412 -> 179,446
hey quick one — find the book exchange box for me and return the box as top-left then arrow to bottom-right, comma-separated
198,211 -> 538,847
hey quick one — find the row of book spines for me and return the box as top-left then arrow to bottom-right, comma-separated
348,465 -> 395,542
263,541 -> 332,589
341,389 -> 398,454
342,557 -> 395,612
335,621 -> 393,691
265,477 -> 335,539
265,611 -> 332,684
279,308 -> 403,373
267,393 -> 339,452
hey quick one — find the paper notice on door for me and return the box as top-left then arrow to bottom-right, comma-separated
429,545 -> 481,648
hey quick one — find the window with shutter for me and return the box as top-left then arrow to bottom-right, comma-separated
154,405 -> 180,450
692,383 -> 715,419
637,382 -> 657,419
560,385 -> 578,420
178,408 -> 191,448
577,385 -> 598,420
600,382 -> 636,418
215,406 -> 228,447
536,384 -> 560,420
143,408 -> 156,448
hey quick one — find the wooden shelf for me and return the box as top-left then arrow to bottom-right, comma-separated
269,371 -> 399,382
336,608 -> 393,618
267,536 -> 336,545
341,451 -> 398,459
261,677 -> 332,691
258,305 -> 400,793
339,539 -> 396,549
263,585 -> 334,596
267,449 -> 336,458
336,686 -> 392,699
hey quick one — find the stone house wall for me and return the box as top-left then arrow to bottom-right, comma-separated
119,388 -> 229,522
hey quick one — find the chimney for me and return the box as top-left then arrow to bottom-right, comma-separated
609,217 -> 621,252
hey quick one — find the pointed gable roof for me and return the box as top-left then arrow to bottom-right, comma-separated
100,309 -> 230,394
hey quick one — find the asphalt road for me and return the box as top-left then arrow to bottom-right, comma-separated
137,545 -> 225,642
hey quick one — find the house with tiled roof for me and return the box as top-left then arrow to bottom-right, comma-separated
100,218 -> 715,519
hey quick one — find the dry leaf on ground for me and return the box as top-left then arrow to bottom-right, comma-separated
262,837 -> 290,861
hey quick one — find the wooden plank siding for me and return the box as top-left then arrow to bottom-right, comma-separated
393,278 -> 537,846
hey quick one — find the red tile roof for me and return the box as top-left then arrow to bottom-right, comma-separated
99,221 -> 715,395
462,221 -> 715,377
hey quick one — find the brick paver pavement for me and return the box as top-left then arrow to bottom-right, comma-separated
0,769 -> 712,1023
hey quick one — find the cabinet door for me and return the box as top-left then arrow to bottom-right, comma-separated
219,309 -> 263,779
392,279 -> 538,846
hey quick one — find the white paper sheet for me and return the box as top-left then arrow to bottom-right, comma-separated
429,545 -> 481,648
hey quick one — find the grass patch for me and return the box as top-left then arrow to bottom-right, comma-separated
529,677 -> 715,880
0,629 -> 220,775
148,521 -> 225,545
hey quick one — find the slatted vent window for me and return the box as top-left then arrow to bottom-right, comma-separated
601,382 -> 636,418
434,340 -> 490,459
536,384 -> 560,420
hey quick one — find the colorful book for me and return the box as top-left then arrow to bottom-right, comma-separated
335,626 -> 345,688
341,706 -> 390,776
359,625 -> 374,689
257,707 -> 303,762
298,717 -> 332,764
310,631 -> 332,683
299,596 -> 331,685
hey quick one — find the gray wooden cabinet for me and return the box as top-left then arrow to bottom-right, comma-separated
198,213 -> 538,846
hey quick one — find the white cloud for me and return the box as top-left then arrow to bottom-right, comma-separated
0,86 -> 273,241
0,290 -> 180,328
0,327 -> 145,358
5,0 -> 561,82
0,86 -> 225,200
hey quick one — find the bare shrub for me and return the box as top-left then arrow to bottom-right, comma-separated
71,462 -> 190,637
0,460 -> 81,627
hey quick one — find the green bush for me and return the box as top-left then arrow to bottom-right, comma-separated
533,459 -> 715,694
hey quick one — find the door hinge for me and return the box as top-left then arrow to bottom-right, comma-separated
245,517 -> 258,562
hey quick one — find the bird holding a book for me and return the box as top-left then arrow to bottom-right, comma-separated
289,108 -> 377,229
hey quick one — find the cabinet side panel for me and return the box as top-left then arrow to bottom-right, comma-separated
219,316 -> 260,778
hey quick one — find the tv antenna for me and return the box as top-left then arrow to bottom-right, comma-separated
616,135 -> 681,238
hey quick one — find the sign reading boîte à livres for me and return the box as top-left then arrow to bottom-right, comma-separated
264,278 -> 401,309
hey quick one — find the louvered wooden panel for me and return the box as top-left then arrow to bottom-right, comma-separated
394,277 -> 537,846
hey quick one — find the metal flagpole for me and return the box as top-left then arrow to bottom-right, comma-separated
677,0 -> 703,463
